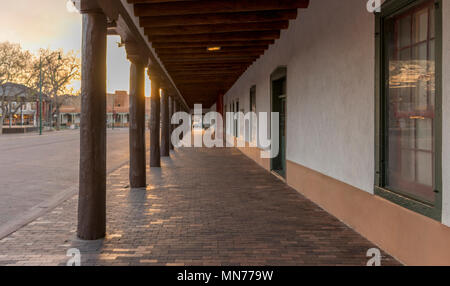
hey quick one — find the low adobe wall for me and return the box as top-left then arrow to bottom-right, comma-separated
2,127 -> 38,134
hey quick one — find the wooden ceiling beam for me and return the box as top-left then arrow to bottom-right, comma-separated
178,90 -> 230,95
158,51 -> 265,58
172,76 -> 241,82
184,79 -> 237,85
173,73 -> 243,79
171,74 -> 243,80
180,91 -> 228,95
172,67 -> 243,72
177,85 -> 234,90
128,0 -> 194,3
166,64 -> 247,70
183,97 -> 223,101
168,68 -> 246,74
171,75 -> 244,81
180,91 -> 227,95
166,64 -> 250,71
159,51 -> 262,60
179,81 -> 234,84
144,21 -> 289,36
127,0 -> 310,106
182,94 -> 227,99
133,0 -> 310,17
174,77 -> 237,83
152,40 -> 274,48
165,61 -> 251,66
167,69 -> 248,74
139,10 -> 297,27
165,62 -> 249,66
160,57 -> 256,64
155,45 -> 268,54
148,30 -> 280,43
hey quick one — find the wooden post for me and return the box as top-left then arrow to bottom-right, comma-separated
77,5 -> 107,240
160,88 -> 170,157
177,101 -> 185,142
169,96 -> 174,150
149,68 -> 161,167
127,48 -> 147,188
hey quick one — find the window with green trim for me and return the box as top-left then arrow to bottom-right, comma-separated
375,0 -> 442,220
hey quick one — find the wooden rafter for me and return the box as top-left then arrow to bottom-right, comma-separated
131,0 -> 309,17
127,0 -> 310,107
139,10 -> 297,27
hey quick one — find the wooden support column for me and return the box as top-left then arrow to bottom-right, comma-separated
160,87 -> 170,157
172,99 -> 178,147
169,96 -> 174,150
77,4 -> 107,240
177,101 -> 185,142
126,44 -> 147,188
149,68 -> 161,167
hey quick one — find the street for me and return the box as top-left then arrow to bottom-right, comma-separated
0,129 -> 132,235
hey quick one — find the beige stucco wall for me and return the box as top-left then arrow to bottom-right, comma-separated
224,0 -> 450,228
224,0 -> 376,193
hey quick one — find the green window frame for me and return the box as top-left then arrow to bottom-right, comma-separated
375,0 -> 443,221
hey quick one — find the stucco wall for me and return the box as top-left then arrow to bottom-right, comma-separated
224,0 -> 375,193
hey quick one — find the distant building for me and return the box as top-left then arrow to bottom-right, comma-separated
107,90 -> 129,128
106,90 -> 152,128
59,95 -> 81,128
59,90 -> 152,129
0,82 -> 51,128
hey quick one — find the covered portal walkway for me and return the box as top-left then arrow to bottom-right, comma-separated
0,147 -> 399,266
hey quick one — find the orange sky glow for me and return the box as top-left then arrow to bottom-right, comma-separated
0,0 -> 151,96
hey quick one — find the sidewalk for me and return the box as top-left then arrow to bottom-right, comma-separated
0,148 -> 400,266
0,129 -> 131,240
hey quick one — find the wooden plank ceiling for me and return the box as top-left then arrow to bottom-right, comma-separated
128,0 -> 310,107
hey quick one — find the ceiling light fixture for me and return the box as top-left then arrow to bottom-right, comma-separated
207,46 -> 221,52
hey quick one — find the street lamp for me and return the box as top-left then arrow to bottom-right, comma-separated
39,55 -> 43,135
38,50 -> 63,135
55,52 -> 62,130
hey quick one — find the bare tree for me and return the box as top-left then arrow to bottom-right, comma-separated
0,42 -> 34,135
35,48 -> 80,130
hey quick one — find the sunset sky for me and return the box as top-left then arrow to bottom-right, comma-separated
0,0 -> 152,95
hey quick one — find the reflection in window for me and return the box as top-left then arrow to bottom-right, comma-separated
385,1 -> 435,203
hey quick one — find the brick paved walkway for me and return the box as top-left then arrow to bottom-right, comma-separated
0,148 -> 399,266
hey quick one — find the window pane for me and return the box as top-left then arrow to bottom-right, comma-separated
414,8 -> 428,43
430,7 -> 435,39
385,1 -> 435,203
399,16 -> 411,48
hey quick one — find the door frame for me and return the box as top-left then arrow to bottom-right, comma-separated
270,66 -> 287,178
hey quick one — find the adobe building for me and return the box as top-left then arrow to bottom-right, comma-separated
0,82 -> 51,133
60,91 -> 142,128
60,95 -> 82,128
72,0 -> 450,265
